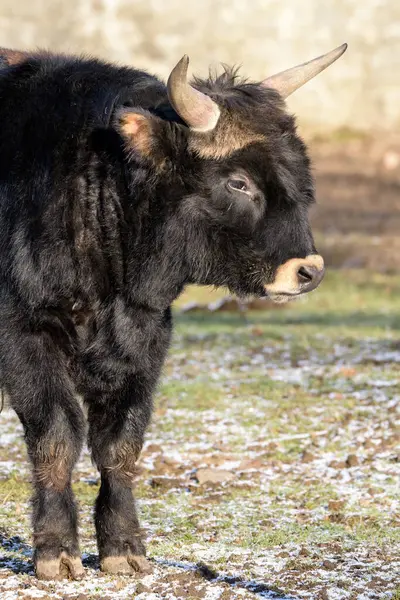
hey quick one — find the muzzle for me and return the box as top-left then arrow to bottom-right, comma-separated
264,254 -> 325,303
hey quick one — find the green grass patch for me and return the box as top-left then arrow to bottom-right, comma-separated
0,475 -> 31,503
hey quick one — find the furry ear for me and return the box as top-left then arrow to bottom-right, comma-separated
117,110 -> 153,157
0,47 -> 29,67
116,108 -> 167,168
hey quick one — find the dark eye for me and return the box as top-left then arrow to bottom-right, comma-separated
228,178 -> 249,193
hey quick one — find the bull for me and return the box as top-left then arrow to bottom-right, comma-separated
0,43 -> 346,579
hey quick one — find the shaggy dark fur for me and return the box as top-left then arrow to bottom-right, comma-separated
0,51 -> 318,578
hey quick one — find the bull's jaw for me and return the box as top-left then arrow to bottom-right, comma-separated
265,292 -> 297,304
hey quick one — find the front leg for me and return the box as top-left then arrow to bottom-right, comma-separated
1,326 -> 86,580
87,372 -> 156,575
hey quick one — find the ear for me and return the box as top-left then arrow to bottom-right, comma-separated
115,108 -> 169,168
0,47 -> 29,67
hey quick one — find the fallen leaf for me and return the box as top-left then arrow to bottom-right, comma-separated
346,454 -> 359,467
301,450 -> 316,463
238,458 -> 264,470
328,499 -> 346,512
329,460 -> 346,469
150,476 -> 184,490
194,468 -> 235,485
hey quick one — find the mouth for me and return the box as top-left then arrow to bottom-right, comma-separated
265,291 -> 302,304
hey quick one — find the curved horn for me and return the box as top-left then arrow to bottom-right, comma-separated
167,55 -> 220,132
263,43 -> 347,99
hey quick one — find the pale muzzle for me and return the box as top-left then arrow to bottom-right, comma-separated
264,254 -> 325,302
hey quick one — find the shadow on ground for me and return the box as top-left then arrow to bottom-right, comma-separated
0,530 -> 100,574
0,532 -> 294,599
0,531 -> 33,575
156,559 -> 295,599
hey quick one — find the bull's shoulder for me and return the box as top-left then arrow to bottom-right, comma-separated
0,49 -> 164,204
0,48 -> 166,177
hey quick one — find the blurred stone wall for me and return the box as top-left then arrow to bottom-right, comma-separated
0,0 -> 399,132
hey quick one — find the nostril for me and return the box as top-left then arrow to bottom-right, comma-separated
298,265 -> 314,284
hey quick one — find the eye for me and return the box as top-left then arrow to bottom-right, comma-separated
227,178 -> 250,194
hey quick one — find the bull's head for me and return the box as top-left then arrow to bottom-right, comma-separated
117,44 -> 347,303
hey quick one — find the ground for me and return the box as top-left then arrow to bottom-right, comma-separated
1,136 -> 399,599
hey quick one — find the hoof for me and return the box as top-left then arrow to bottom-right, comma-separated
128,554 -> 153,574
35,553 -> 85,581
100,556 -> 133,575
100,554 -> 152,576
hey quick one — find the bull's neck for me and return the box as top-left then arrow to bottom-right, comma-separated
125,188 -> 189,311
84,162 -> 188,311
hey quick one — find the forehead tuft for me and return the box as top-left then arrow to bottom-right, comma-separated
188,66 -> 295,160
